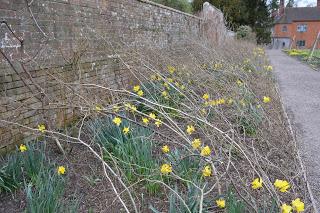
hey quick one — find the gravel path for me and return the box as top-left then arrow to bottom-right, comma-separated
267,50 -> 320,209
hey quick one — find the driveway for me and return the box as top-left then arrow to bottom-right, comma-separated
267,49 -> 320,210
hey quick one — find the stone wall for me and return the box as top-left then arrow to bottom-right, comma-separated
0,0 -> 227,152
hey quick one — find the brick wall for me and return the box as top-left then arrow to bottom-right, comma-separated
0,0 -> 227,152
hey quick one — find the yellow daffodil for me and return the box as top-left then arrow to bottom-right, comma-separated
214,63 -> 223,69
237,80 -> 243,86
57,166 -> 66,175
95,105 -> 102,112
37,124 -> 46,133
200,146 -> 211,157
281,203 -> 293,213
202,93 -> 210,100
265,65 -> 273,71
263,96 -> 271,103
216,198 -> 226,209
202,165 -> 212,177
192,138 -> 201,149
167,78 -> 174,83
168,65 -> 176,74
228,98 -> 234,105
130,105 -> 137,113
180,85 -> 185,90
113,105 -> 120,112
113,117 -> 122,126
274,179 -> 290,192
133,85 -> 140,92
137,90 -> 144,97
155,119 -> 162,127
123,127 -> 130,134
216,98 -> 225,105
162,145 -> 170,153
292,198 -> 304,213
200,109 -> 207,115
150,75 -> 157,81
160,164 -> 172,174
174,82 -> 180,87
201,64 -> 208,69
186,125 -> 195,135
209,100 -> 217,106
149,113 -> 156,120
251,178 -> 263,189
162,90 -> 169,98
142,117 -> 149,125
19,144 -> 27,152
243,59 -> 250,64
240,99 -> 246,107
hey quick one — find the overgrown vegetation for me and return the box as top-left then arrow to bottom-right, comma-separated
284,49 -> 320,70
0,29 -> 311,213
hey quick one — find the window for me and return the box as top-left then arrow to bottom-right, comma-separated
297,24 -> 307,32
282,25 -> 287,32
296,40 -> 305,47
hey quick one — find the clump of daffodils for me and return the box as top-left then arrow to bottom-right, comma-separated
263,96 -> 271,103
251,178 -> 263,189
186,125 -> 195,135
202,165 -> 212,177
162,145 -> 170,153
57,166 -> 66,175
274,179 -> 290,192
123,127 -> 130,134
19,144 -> 27,152
192,138 -> 201,149
37,124 -> 46,133
113,117 -> 122,126
200,146 -> 211,157
292,198 -> 304,212
160,164 -> 172,174
216,198 -> 225,209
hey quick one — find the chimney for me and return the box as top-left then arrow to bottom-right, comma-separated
280,0 -> 285,15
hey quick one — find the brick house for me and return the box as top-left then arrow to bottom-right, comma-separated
271,0 -> 320,49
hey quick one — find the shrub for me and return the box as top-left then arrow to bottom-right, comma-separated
236,26 -> 256,41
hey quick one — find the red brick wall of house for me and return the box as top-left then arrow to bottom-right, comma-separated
274,21 -> 320,49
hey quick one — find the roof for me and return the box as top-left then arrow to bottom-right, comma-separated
276,7 -> 320,24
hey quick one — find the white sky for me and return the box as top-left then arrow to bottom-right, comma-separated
297,0 -> 316,6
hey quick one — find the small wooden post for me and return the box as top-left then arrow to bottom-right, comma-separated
308,30 -> 320,62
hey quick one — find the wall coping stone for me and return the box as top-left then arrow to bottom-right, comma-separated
137,0 -> 203,20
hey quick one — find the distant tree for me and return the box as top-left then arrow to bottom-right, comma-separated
152,0 -> 193,13
192,0 -> 272,44
269,0 -> 279,11
286,0 -> 297,7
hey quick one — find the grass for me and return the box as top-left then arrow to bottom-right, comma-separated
284,49 -> 320,69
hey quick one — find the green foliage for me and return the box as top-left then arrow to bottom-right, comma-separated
236,26 -> 255,41
0,142 -> 78,212
0,154 -> 23,192
0,143 -> 46,193
26,167 -> 78,213
150,184 -> 206,213
152,0 -> 192,13
226,190 -> 245,213
167,149 -> 202,182
89,116 -> 161,194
